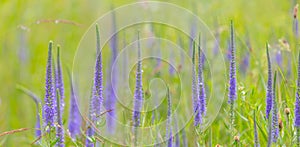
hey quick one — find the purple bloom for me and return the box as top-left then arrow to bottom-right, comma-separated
192,40 -> 201,126
271,71 -> 279,142
43,41 -> 55,129
68,71 -> 81,140
198,35 -> 206,116
166,87 -> 172,147
93,24 -> 104,122
294,51 -> 300,127
86,24 -> 104,145
55,46 -> 65,147
266,44 -> 273,119
132,33 -> 143,145
106,11 -> 118,133
132,34 -> 143,127
254,111 -> 260,147
56,90 -> 64,147
55,45 -> 64,115
228,21 -> 237,104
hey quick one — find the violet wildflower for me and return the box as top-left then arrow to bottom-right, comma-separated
266,43 -> 273,119
93,24 -> 104,121
55,45 -> 64,115
253,111 -> 260,147
55,45 -> 65,147
192,40 -> 201,126
86,24 -> 104,146
132,33 -> 143,145
271,71 -> 279,142
43,41 -> 55,129
228,20 -> 237,103
67,70 -> 81,140
198,35 -> 206,116
106,11 -> 118,133
295,51 -> 300,145
228,21 -> 237,132
56,89 -> 64,147
166,87 -> 172,147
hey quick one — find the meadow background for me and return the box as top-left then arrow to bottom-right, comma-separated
0,0 -> 299,146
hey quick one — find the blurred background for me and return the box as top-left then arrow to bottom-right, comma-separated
0,0 -> 298,146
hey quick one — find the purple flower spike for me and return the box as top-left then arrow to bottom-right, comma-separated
86,24 -> 104,145
68,71 -> 81,140
43,41 -> 55,129
265,44 -> 273,119
106,11 -> 118,133
133,33 -> 143,127
295,51 -> 300,145
93,24 -> 104,121
166,87 -> 172,147
295,51 -> 300,126
198,35 -> 206,116
271,71 -> 279,142
132,33 -> 143,145
228,21 -> 237,104
56,90 -> 65,147
55,45 -> 64,115
192,40 -> 201,126
55,46 -> 65,147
